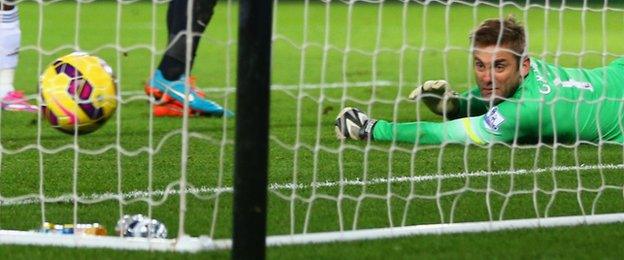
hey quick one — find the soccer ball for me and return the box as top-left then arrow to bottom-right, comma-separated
39,52 -> 117,135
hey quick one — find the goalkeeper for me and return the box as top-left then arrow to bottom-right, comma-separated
336,16 -> 624,144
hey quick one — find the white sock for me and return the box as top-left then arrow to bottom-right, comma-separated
0,7 -> 20,99
0,69 -> 15,98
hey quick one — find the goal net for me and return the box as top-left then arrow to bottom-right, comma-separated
265,0 -> 624,246
1,0 -> 624,252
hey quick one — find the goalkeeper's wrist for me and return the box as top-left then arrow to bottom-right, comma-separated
429,96 -> 459,118
440,97 -> 460,119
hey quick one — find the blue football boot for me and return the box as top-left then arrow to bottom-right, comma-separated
146,70 -> 233,117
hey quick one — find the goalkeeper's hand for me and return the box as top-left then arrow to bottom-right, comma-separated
408,80 -> 459,118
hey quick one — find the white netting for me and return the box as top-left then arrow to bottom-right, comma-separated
268,0 -> 624,244
0,0 -> 236,251
0,0 -> 623,252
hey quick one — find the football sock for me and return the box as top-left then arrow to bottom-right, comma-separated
157,0 -> 216,81
158,55 -> 185,81
0,69 -> 15,99
0,6 -> 19,99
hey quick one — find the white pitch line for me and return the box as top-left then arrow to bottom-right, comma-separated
22,81 -> 397,103
268,80 -> 395,91
117,80 -> 396,96
1,163 -> 622,206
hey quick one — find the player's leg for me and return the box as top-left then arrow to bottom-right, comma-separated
0,3 -> 36,112
146,0 -> 231,117
0,3 -> 17,99
158,0 -> 216,81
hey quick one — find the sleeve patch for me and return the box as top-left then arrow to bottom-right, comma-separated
483,107 -> 505,132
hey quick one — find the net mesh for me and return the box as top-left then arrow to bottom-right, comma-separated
270,0 -> 624,235
0,0 -> 623,251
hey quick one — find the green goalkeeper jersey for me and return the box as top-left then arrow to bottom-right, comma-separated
372,57 -> 624,144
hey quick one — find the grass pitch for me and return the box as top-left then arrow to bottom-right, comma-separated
2,0 -> 624,258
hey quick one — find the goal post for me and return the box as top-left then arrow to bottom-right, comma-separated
232,0 -> 273,258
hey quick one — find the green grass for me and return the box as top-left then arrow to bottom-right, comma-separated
2,0 -> 624,258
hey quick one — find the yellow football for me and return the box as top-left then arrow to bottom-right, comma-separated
39,52 -> 117,135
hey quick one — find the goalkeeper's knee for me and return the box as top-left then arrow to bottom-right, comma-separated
335,107 -> 377,141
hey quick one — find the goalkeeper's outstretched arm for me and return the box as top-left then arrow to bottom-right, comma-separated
371,116 -> 490,145
335,100 -> 536,145
335,106 -> 500,145
372,97 -> 537,144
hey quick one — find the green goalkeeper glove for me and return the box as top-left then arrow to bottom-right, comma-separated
408,80 -> 459,118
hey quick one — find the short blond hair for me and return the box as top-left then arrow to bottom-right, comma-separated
470,16 -> 526,60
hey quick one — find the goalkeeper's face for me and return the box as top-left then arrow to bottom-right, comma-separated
473,45 -> 530,105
